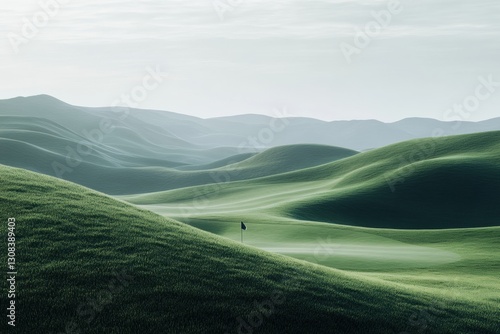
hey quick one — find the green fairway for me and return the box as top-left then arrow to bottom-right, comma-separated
186,218 -> 463,271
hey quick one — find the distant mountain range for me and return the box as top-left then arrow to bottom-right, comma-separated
3,95 -> 500,152
2,94 -> 500,193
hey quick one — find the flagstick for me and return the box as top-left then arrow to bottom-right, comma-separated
241,227 -> 243,244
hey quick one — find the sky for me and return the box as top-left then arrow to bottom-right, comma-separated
0,0 -> 499,122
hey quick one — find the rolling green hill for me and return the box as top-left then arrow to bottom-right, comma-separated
3,95 -> 500,167
1,96 -> 360,195
223,144 -> 357,174
0,119 -> 357,194
2,165 -> 499,333
127,131 -> 500,229
0,96 -> 244,171
284,131 -> 500,229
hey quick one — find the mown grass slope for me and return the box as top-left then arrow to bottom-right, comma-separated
285,131 -> 500,229
223,144 -> 357,174
1,165 -> 498,333
128,131 -> 500,229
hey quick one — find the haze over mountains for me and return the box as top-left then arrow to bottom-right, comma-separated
2,95 -> 500,152
2,95 -> 500,193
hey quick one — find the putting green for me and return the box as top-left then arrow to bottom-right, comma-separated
165,218 -> 461,271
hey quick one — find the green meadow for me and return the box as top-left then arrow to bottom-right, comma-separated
1,97 -> 499,333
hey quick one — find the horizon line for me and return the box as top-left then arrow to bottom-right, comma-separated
2,94 -> 499,124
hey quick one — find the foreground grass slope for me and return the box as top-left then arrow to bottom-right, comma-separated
0,165 -> 498,333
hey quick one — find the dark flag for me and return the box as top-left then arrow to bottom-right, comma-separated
241,222 -> 247,230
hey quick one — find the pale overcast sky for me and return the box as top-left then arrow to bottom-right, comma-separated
1,0 -> 499,121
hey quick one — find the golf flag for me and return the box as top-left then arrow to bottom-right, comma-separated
241,222 -> 247,230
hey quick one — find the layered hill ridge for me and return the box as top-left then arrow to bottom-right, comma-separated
4,164 -> 498,333
3,95 -> 500,153
3,96 -> 500,226
126,131 -> 500,229
1,96 -> 358,194
3,95 -> 500,196
224,144 -> 357,172
0,134 -> 357,194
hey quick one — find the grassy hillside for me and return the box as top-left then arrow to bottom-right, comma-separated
120,131 -> 500,319
0,119 -> 357,194
224,144 -> 357,173
128,131 -> 500,229
3,165 -> 499,333
177,152 -> 256,171
285,131 -> 500,229
1,96 -> 361,195
114,131 -> 500,333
